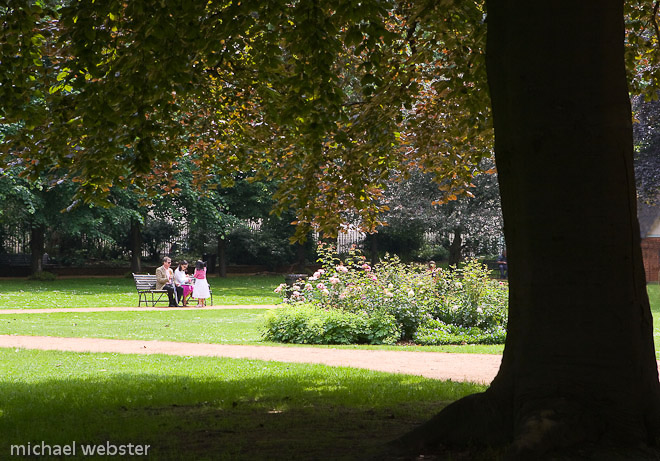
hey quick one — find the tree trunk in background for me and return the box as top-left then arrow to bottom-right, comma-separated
30,224 -> 44,275
295,242 -> 306,273
129,219 -> 142,273
448,228 -> 462,266
397,1 -> 660,458
217,236 -> 227,278
370,235 -> 379,266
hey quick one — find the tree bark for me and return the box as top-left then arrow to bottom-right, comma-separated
448,228 -> 462,266
129,219 -> 142,273
30,223 -> 45,275
217,235 -> 227,278
370,235 -> 379,266
396,1 -> 660,458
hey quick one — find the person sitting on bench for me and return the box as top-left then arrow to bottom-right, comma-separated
156,256 -> 183,307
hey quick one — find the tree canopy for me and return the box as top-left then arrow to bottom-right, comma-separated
1,0 -> 493,239
2,1 -> 658,237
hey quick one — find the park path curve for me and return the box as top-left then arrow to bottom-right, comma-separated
3,306 -> 660,385
0,334 -> 502,384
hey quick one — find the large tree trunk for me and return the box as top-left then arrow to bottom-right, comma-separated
396,1 -> 660,458
129,219 -> 142,273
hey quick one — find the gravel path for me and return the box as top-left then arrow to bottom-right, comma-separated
0,305 -> 501,384
0,335 -> 501,384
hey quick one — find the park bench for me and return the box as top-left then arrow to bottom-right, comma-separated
0,254 -> 31,266
133,274 -> 169,307
132,273 -> 213,307
483,260 -> 500,271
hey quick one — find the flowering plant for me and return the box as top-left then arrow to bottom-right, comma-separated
271,243 -> 509,345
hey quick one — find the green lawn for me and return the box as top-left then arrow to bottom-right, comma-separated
0,348 -> 486,460
0,279 -> 658,356
1,284 -> 658,459
0,308 -> 506,353
0,275 -> 282,308
0,309 -> 268,344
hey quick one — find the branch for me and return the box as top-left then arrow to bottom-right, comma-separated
654,1 -> 660,43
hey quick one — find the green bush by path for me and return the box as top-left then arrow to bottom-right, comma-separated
262,304 -> 401,345
0,348 -> 486,460
413,320 -> 507,345
0,275 -> 282,309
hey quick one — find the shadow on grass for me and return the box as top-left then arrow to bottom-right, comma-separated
0,354 -> 485,460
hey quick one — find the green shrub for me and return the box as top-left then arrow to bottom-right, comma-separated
261,304 -> 401,345
433,259 -> 508,331
413,319 -> 507,345
412,243 -> 450,263
27,271 -> 57,281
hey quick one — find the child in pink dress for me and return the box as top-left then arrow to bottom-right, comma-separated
192,260 -> 210,307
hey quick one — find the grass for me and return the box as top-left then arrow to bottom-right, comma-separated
0,279 -> 658,356
0,309 -> 268,344
0,275 -> 282,308
0,308 -> 506,354
1,283 -> 658,459
0,348 -> 486,460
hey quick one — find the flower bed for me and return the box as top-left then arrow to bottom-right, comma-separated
265,243 -> 508,345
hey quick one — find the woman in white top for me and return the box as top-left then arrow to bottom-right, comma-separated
174,261 -> 194,306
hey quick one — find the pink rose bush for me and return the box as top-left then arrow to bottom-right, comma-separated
267,243 -> 509,345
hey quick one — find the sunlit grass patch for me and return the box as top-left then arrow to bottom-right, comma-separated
0,275 -> 282,309
0,348 -> 486,459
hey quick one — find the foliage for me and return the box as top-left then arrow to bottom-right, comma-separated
1,1 -> 657,241
363,220 -> 427,262
141,219 -> 178,261
26,270 -> 56,281
0,1 -> 493,240
273,243 -> 508,344
413,320 -> 506,345
632,93 -> 660,203
225,212 -> 316,269
375,160 -> 503,263
411,242 -> 450,263
261,303 -> 401,345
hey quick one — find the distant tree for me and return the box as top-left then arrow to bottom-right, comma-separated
632,94 -> 660,204
369,161 -> 501,264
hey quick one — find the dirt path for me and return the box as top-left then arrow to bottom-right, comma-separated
0,334 -> 501,384
0,305 -> 505,383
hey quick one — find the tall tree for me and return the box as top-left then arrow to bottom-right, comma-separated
398,1 -> 660,457
3,1 -> 660,457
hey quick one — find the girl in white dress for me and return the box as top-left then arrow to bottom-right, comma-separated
192,260 -> 211,307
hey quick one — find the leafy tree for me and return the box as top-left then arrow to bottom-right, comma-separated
633,94 -> 660,204
396,2 -> 660,458
372,162 -> 502,264
2,0 -> 660,457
